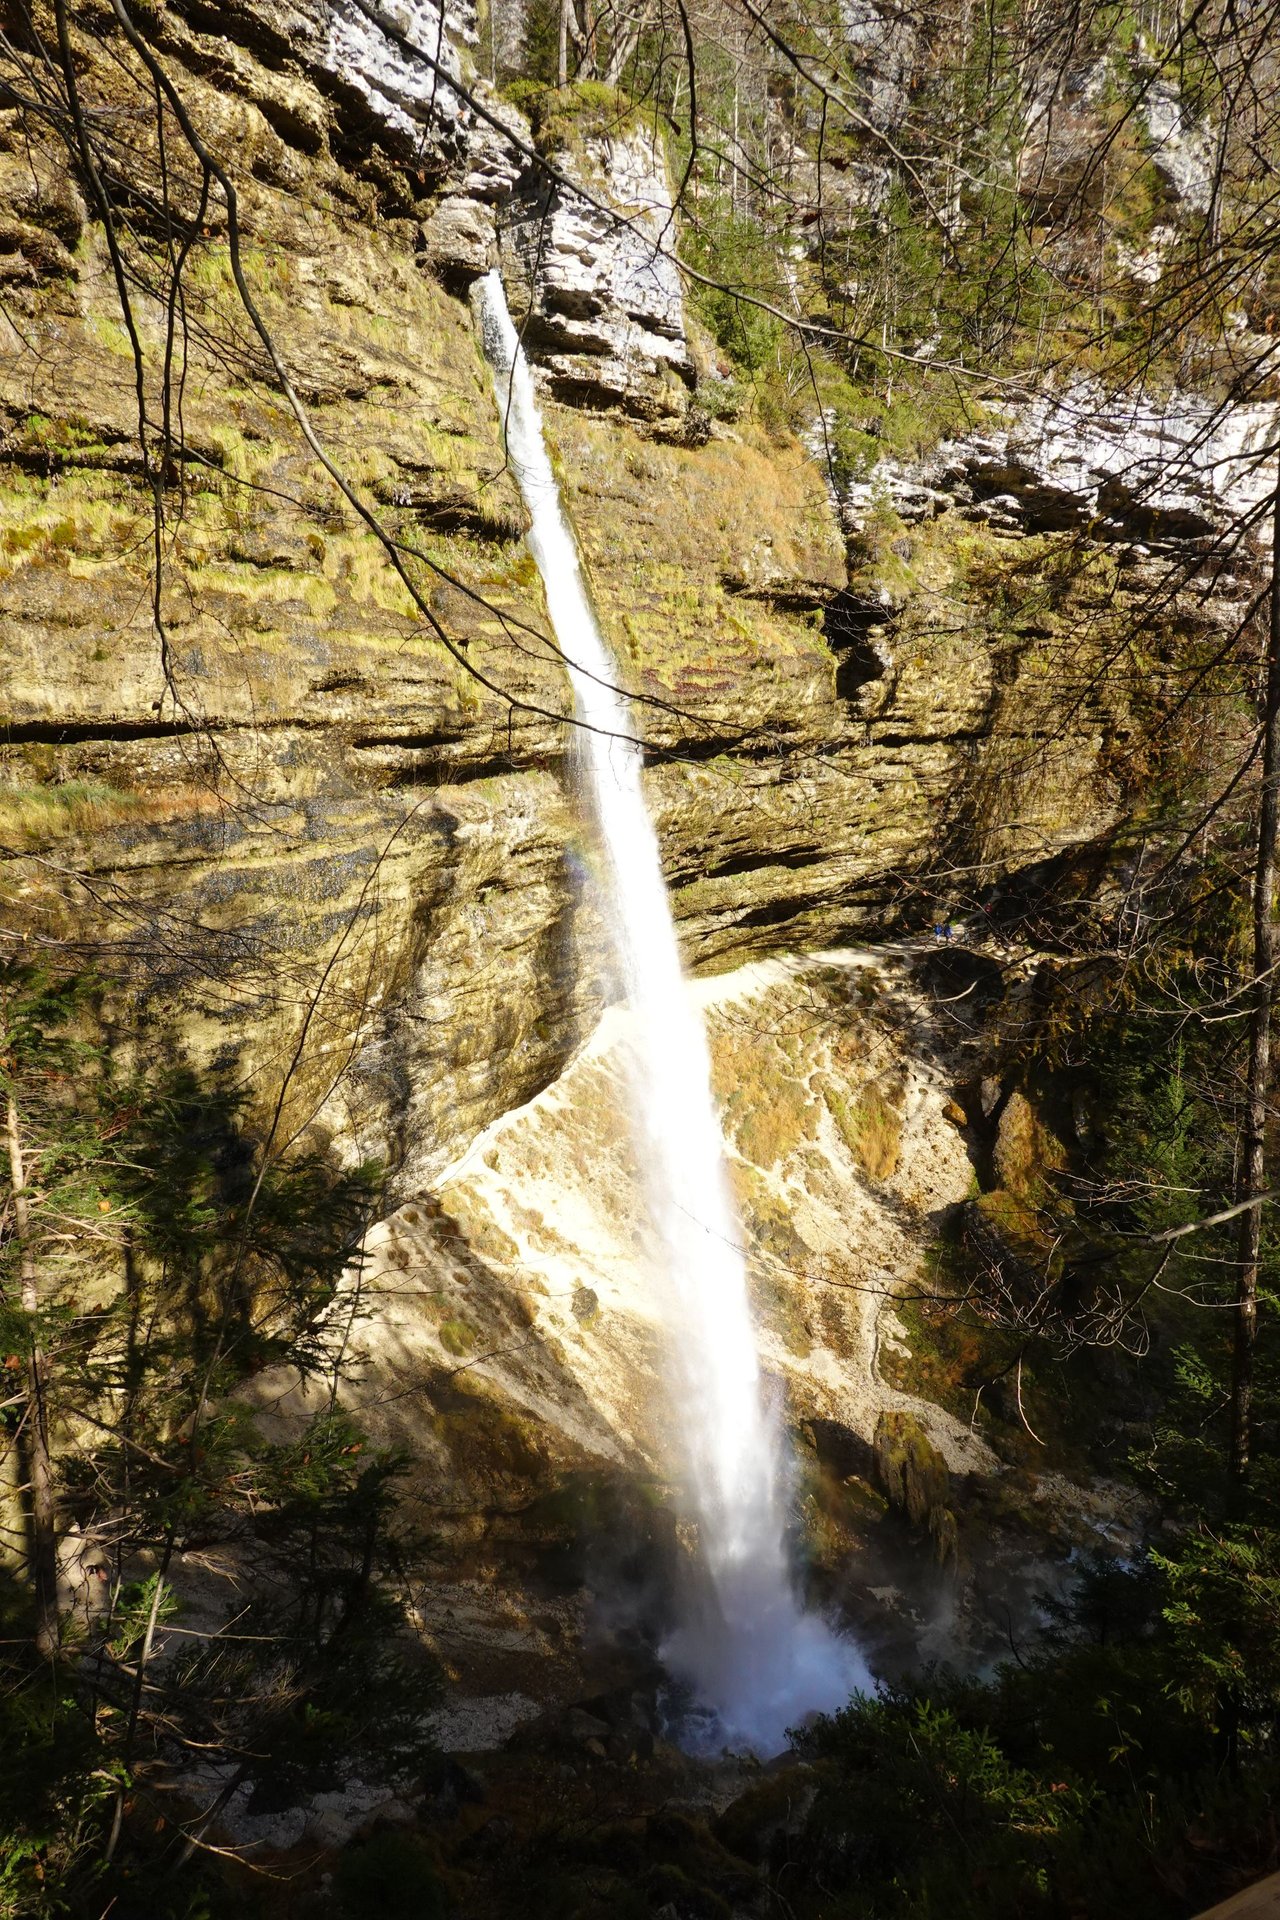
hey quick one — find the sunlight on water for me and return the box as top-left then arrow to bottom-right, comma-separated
475,271 -> 869,1753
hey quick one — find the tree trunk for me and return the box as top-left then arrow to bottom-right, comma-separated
557,0 -> 568,88
1230,481 -> 1280,1482
5,1091 -> 59,1653
603,0 -> 648,85
732,72 -> 740,217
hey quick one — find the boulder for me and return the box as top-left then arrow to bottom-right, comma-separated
420,193 -> 496,277
714,1766 -> 818,1865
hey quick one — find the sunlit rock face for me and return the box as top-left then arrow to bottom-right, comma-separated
834,380 -> 1278,543
1018,57 -> 1115,216
304,953 -> 991,1681
163,0 -> 476,188
321,0 -> 473,139
838,0 -> 919,131
411,952 -> 981,1478
498,125 -> 693,420
1019,54 -> 1214,217
1138,78 -> 1216,212
264,944 -> 1144,1716
0,0 -> 1249,1186
342,953 -> 978,1503
239,0 -> 692,416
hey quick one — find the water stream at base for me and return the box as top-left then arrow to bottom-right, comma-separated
474,270 -> 869,1753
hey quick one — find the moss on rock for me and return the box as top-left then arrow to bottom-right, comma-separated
825,1078 -> 903,1181
874,1409 -> 957,1564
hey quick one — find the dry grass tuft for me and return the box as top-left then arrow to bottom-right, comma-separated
0,778 -> 143,845
825,1078 -> 903,1181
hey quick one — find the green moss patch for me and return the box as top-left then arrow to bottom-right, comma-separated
438,1317 -> 478,1356
501,79 -> 640,156
711,1023 -> 819,1169
825,1078 -> 903,1181
874,1409 -> 956,1563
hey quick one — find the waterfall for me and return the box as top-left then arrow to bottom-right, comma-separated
474,271 -> 868,1753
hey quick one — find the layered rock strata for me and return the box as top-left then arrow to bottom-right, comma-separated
0,0 -> 1219,1182
834,379 -> 1277,543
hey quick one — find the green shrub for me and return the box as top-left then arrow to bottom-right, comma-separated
335,1831 -> 449,1919
686,212 -> 786,374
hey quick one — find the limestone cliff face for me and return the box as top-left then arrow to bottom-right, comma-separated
0,0 -> 1166,1177
0,3 -> 1202,1779
835,381 -> 1275,545
497,121 -> 693,419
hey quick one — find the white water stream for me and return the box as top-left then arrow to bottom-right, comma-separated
475,271 -> 867,1752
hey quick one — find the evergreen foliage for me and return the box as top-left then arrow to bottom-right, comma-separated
0,963 -> 438,1917
790,1529 -> 1280,1917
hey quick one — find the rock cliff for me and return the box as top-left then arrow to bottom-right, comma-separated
4,11 -> 1258,1881
0,0 -> 1198,1185
835,379 -> 1276,544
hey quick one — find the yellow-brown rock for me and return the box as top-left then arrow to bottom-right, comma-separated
0,3 -> 1148,1177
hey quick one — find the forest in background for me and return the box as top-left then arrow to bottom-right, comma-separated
2,0 -> 1280,1913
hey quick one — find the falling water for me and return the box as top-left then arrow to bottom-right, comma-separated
475,271 -> 868,1752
